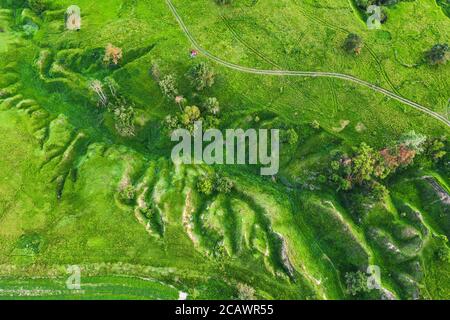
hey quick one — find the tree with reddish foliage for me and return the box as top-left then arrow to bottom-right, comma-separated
380,145 -> 416,170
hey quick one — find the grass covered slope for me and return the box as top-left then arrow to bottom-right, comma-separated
0,0 -> 449,300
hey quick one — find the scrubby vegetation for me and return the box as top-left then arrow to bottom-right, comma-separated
187,62 -> 216,91
329,131 -> 447,193
197,173 -> 234,195
425,44 -> 450,66
345,271 -> 369,296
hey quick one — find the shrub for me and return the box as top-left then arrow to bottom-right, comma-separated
424,136 -> 447,163
203,97 -> 220,115
345,271 -> 369,296
164,115 -> 181,132
197,175 -> 215,195
197,173 -> 234,195
28,0 -> 48,15
215,175 -> 234,194
104,77 -> 119,97
159,74 -> 179,99
187,62 -> 215,91
150,61 -> 161,81
181,105 -> 202,132
113,106 -> 135,137
110,97 -> 136,137
282,128 -> 299,146
23,22 -> 39,37
425,44 -> 449,66
435,245 -> 449,262
343,33 -> 364,55
371,181 -> 389,201
310,120 -> 320,130
119,185 -> 136,203
236,283 -> 256,300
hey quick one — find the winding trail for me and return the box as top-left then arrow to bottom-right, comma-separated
165,0 -> 450,128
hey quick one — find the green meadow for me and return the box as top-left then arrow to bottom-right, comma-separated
0,0 -> 449,299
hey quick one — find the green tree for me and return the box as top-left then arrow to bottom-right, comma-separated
310,120 -> 320,130
435,245 -> 449,262
345,271 -> 369,296
164,114 -> 180,132
425,136 -> 447,163
203,115 -> 221,130
236,283 -> 256,300
119,185 -> 136,203
197,175 -> 215,195
159,74 -> 179,99
282,128 -> 299,146
188,62 -> 216,91
343,33 -> 364,55
181,105 -> 201,132
331,160 -> 341,171
425,44 -> 450,65
28,0 -> 48,15
371,181 -> 389,201
352,143 -> 376,184
215,175 -> 234,194
113,106 -> 135,137
203,97 -> 220,115
339,178 -> 352,191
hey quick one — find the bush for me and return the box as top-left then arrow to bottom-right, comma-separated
28,0 -> 48,15
110,97 -> 136,137
197,173 -> 234,195
180,105 -> 202,132
119,185 -> 136,203
435,245 -> 449,262
345,271 -> 369,296
236,283 -> 256,300
23,22 -> 39,37
187,62 -> 215,91
159,74 -> 179,99
281,128 -> 299,146
343,33 -> 364,55
371,181 -> 389,201
424,136 -> 447,163
425,44 -> 449,66
103,44 -> 123,66
215,175 -> 234,194
310,120 -> 320,130
203,97 -> 220,115
164,114 -> 181,132
197,175 -> 215,195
